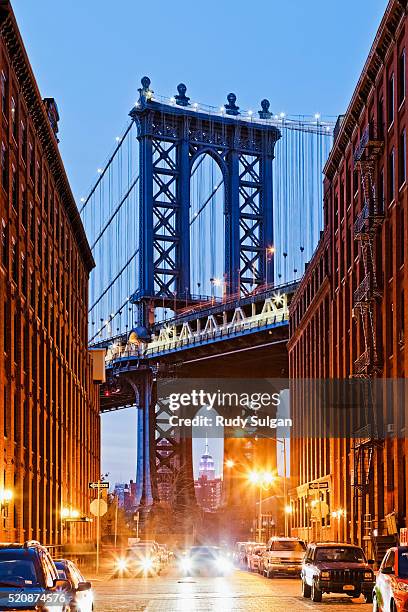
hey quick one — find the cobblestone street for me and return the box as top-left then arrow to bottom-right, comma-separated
91,568 -> 373,611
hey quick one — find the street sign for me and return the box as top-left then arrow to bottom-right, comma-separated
309,482 -> 329,490
89,481 -> 109,490
90,499 -> 107,517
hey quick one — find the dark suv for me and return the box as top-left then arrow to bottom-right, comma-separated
0,541 -> 70,611
301,542 -> 375,603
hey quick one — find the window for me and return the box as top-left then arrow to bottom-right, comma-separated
1,71 -> 8,118
353,168 -> 359,196
400,129 -> 406,187
389,148 -> 395,202
1,143 -> 8,192
400,290 -> 405,343
378,97 -> 384,138
3,301 -> 8,353
21,187 -> 27,228
30,270 -> 35,309
29,205 -> 35,243
379,167 -> 385,211
1,222 -> 7,268
21,121 -> 27,163
10,96 -> 17,141
399,208 -> 405,267
13,310 -> 18,363
11,240 -> 17,283
29,143 -> 34,182
399,49 -> 406,106
3,386 -> 7,437
23,400 -> 29,448
37,219 -> 42,257
11,166 -> 17,211
388,73 -> 395,126
21,255 -> 27,296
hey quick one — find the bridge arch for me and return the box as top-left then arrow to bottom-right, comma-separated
190,152 -> 225,300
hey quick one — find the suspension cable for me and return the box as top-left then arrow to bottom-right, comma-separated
80,121 -> 133,215
89,248 -> 139,313
89,295 -> 132,344
91,176 -> 139,251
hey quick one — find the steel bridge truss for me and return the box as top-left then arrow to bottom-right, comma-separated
130,81 -> 281,327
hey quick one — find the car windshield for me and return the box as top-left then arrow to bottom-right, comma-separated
54,562 -> 67,579
315,547 -> 366,563
272,541 -> 306,552
0,552 -> 40,586
398,548 -> 408,578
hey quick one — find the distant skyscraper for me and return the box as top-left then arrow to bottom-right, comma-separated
195,442 -> 222,512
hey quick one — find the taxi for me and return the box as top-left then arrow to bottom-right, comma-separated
373,546 -> 408,611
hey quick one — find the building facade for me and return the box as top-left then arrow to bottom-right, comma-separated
289,0 -> 408,557
0,0 -> 100,545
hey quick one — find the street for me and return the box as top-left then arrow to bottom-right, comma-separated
91,568 -> 373,611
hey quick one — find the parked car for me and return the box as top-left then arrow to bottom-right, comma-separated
232,541 -> 257,568
262,537 -> 306,578
373,545 -> 408,611
179,546 -> 233,577
54,559 -> 93,612
301,542 -> 375,603
247,544 -> 266,572
0,540 -> 70,611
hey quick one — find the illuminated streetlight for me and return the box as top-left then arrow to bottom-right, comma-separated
266,246 -> 275,286
248,470 -> 275,542
285,505 -> 293,514
331,508 -> 346,541
225,459 -> 235,469
61,506 -> 81,521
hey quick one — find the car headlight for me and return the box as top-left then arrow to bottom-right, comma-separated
141,557 -> 153,571
397,581 -> 408,592
116,558 -> 128,572
321,571 -> 330,579
364,571 -> 373,580
180,558 -> 192,571
216,557 -> 233,572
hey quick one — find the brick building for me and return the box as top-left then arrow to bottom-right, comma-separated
0,0 -> 100,545
288,0 -> 408,557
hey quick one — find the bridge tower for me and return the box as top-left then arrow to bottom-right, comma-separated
128,78 -> 281,513
130,77 -> 281,327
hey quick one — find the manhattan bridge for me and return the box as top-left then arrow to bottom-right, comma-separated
81,77 -> 334,530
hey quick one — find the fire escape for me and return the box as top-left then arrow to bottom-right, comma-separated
351,122 -> 384,551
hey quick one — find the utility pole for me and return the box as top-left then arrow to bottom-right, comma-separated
114,494 -> 119,549
96,480 -> 101,575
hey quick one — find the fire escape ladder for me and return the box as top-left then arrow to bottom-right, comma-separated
351,122 -> 385,542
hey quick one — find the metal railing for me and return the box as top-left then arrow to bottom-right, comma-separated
353,272 -> 381,304
353,123 -> 384,162
105,311 -> 289,364
354,200 -> 384,236
353,348 -> 379,375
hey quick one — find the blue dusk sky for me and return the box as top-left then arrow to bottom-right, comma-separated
12,0 -> 387,485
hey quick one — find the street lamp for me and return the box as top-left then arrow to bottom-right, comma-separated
0,489 -> 12,527
331,508 -> 346,542
225,459 -> 235,469
61,506 -> 80,521
266,246 -> 275,286
248,470 -> 275,543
